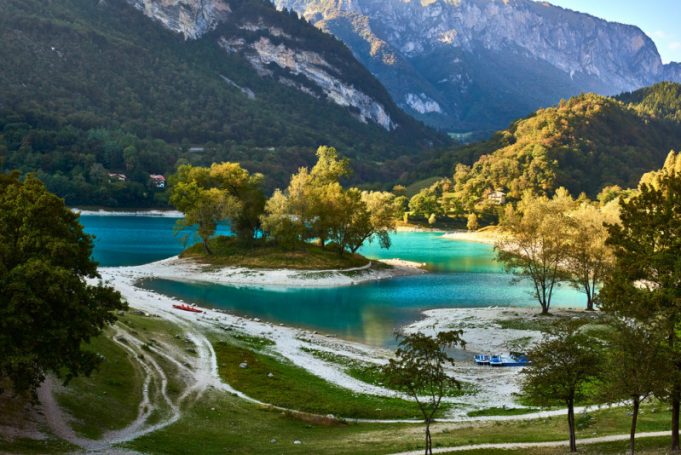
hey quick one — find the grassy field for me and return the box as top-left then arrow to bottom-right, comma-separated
181,236 -> 372,270
213,340 -> 445,419
4,312 -> 680,454
55,332 -> 143,439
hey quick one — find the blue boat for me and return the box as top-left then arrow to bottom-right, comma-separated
479,354 -> 529,367
474,354 -> 490,365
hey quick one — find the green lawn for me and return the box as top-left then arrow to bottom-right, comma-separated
55,331 -> 143,439
4,312 -> 679,455
213,340 -> 445,419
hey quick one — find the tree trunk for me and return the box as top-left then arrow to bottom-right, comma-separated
202,238 -> 212,255
424,420 -> 432,455
673,390 -> 680,453
585,293 -> 594,311
567,398 -> 577,452
629,396 -> 640,455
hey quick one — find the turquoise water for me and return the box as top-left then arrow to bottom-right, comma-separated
81,215 -> 230,267
80,216 -> 583,346
143,232 -> 583,346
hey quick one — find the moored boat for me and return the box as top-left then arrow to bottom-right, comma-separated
173,303 -> 203,313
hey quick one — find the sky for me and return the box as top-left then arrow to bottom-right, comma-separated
546,0 -> 681,63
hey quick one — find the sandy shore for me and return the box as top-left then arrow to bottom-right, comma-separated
116,256 -> 426,289
73,208 -> 183,217
441,228 -> 504,245
96,255 -> 570,418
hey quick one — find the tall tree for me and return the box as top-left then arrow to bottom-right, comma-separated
522,321 -> 602,452
169,162 -> 264,252
600,320 -> 669,455
383,331 -> 465,455
496,190 -> 575,314
600,173 -> 681,452
0,173 -> 125,394
564,203 -> 618,310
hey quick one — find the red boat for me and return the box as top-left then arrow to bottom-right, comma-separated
173,304 -> 203,314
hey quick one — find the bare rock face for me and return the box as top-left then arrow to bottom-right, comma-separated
123,0 -> 395,129
273,0 -> 681,132
124,0 -> 231,38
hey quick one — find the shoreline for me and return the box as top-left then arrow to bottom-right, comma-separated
441,228 -> 503,245
112,255 -> 427,289
73,208 -> 183,217
99,265 -> 537,418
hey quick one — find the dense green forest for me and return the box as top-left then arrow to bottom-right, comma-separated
0,0 -> 446,206
410,83 -> 681,206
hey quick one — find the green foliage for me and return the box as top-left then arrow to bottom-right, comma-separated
445,86 -> 681,209
0,0 -> 447,206
262,147 -> 399,255
522,320 -> 602,452
0,173 -> 126,394
170,162 -> 264,250
496,190 -> 576,314
383,330 -> 465,454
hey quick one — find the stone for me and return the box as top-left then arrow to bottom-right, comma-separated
239,362 -> 248,369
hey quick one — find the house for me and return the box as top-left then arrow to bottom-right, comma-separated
150,174 -> 166,189
488,190 -> 506,205
188,146 -> 205,153
108,173 -> 127,182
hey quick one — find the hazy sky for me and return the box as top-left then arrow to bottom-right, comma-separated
546,0 -> 681,63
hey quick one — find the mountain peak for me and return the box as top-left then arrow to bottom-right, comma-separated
274,0 -> 681,132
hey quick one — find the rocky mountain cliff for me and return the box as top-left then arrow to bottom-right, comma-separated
123,0 -> 403,130
274,0 -> 681,133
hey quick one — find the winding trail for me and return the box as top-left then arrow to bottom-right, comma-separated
34,266 -> 666,453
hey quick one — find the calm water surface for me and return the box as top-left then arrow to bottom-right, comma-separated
81,215 -> 583,346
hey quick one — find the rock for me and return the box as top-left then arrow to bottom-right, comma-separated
326,414 -> 334,420
254,318 -> 260,322
267,372 -> 274,378
239,362 -> 248,369
274,0 -> 681,132
270,439 -> 277,444
293,440 -> 302,445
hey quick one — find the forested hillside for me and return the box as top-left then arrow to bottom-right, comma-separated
0,0 -> 445,206
418,83 -> 681,210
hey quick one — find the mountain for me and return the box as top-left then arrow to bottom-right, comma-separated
0,0 -> 446,205
274,0 -> 681,134
443,83 -> 681,207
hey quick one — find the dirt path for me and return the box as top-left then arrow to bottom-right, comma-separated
389,431 -> 670,454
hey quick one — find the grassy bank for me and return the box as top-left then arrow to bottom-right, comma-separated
213,340 -> 443,420
4,312 -> 679,455
180,236 -> 373,270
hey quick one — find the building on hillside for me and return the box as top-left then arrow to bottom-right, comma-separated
488,190 -> 506,205
150,174 -> 166,189
108,173 -> 127,182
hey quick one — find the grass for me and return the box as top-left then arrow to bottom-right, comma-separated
180,236 -> 371,270
213,340 -> 449,419
467,407 -> 540,417
5,312 -> 679,454
55,331 -> 143,439
302,348 -> 477,398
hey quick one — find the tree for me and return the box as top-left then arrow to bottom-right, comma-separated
600,320 -> 669,455
409,186 -> 443,219
169,162 -> 265,252
496,191 -> 574,314
564,203 -> 617,310
522,321 -> 602,452
466,213 -> 479,231
332,191 -> 401,254
383,331 -> 465,455
0,173 -> 126,394
600,173 -> 681,452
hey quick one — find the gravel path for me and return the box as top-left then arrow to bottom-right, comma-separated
389,431 -> 669,454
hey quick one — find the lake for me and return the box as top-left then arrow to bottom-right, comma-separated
81,214 -> 583,346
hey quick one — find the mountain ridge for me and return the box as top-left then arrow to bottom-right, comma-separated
274,0 -> 681,133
